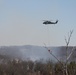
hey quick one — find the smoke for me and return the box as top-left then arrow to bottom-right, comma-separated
0,45 -> 64,62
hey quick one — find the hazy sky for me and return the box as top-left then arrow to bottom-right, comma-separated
0,0 -> 76,46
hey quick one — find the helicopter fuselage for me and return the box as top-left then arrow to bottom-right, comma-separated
43,20 -> 58,25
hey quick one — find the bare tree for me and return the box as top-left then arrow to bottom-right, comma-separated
44,30 -> 76,75
64,30 -> 76,75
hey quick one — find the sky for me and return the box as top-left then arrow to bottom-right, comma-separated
0,0 -> 76,46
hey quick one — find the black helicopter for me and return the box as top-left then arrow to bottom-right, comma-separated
43,20 -> 58,25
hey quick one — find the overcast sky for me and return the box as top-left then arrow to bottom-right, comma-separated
0,0 -> 76,46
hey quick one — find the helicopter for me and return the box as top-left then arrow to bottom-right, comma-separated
43,20 -> 58,25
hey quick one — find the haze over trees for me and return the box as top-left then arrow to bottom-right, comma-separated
0,57 -> 76,75
0,44 -> 76,75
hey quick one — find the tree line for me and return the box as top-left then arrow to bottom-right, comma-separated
0,59 -> 76,75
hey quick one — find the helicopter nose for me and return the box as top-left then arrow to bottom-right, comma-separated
43,22 -> 45,24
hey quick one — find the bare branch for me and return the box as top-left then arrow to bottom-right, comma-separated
65,30 -> 73,46
43,44 -> 62,64
65,36 -> 68,44
67,46 -> 76,61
